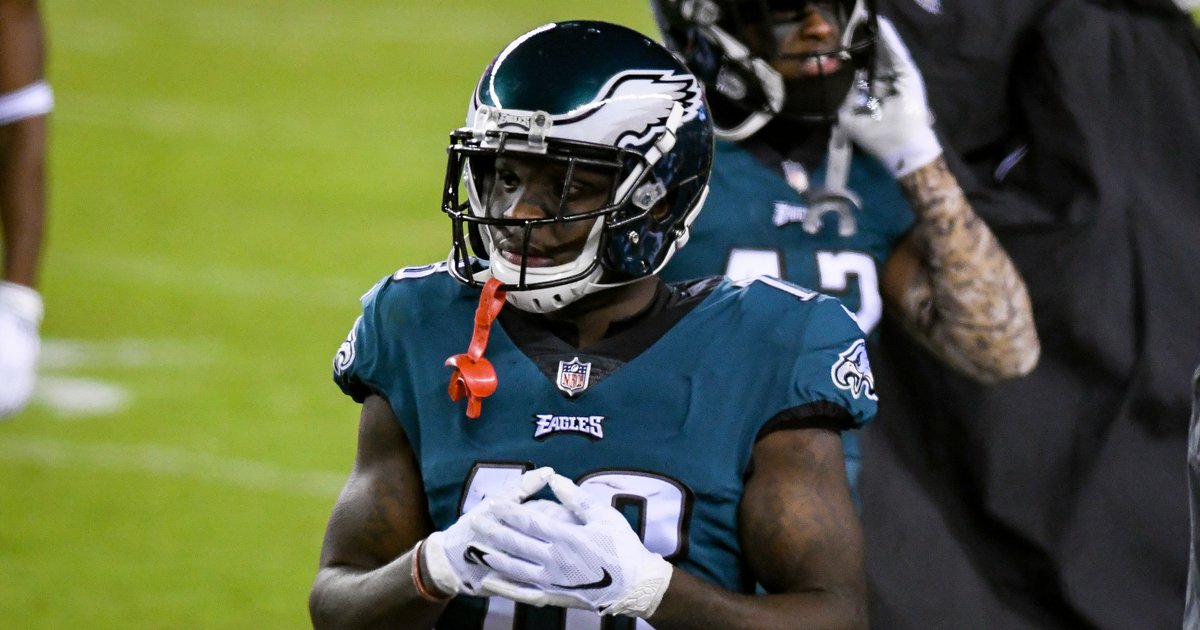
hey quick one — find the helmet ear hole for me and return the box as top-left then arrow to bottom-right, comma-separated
650,197 -> 673,223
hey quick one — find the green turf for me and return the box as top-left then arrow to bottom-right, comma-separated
1,2 -> 654,627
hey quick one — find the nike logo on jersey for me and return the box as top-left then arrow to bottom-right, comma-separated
463,545 -> 492,568
772,201 -> 810,227
551,567 -> 613,591
532,414 -> 605,441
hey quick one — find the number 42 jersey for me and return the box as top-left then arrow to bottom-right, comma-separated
333,264 -> 877,629
661,138 -> 914,337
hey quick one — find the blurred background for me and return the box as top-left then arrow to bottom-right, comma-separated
0,1 -> 653,627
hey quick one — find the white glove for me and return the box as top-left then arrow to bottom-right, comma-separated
0,281 -> 43,419
838,16 -> 942,177
477,474 -> 674,618
422,466 -> 555,597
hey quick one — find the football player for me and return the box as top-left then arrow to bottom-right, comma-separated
0,0 -> 52,419
311,21 -> 874,629
649,0 -> 1040,497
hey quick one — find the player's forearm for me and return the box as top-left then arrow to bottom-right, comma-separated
0,116 -> 47,287
0,0 -> 50,288
894,156 -> 1040,383
309,548 -> 445,630
648,568 -> 866,630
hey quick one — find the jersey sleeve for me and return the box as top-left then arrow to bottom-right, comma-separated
786,296 -> 879,430
331,276 -> 391,403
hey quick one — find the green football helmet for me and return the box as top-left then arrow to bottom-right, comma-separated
443,21 -> 714,313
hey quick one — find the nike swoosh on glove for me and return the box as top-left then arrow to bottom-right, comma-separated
422,466 -> 555,598
476,474 -> 674,618
837,16 -> 942,177
0,281 -> 43,419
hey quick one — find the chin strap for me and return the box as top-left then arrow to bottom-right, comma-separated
445,277 -> 507,418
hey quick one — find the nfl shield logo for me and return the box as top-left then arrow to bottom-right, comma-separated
556,357 -> 592,397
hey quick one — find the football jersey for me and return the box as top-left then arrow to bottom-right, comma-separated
333,262 -> 877,630
661,138 -> 912,499
662,138 -> 914,338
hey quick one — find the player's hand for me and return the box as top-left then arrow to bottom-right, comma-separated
0,281 -> 43,419
477,474 -> 674,618
422,466 -> 555,598
838,16 -> 942,177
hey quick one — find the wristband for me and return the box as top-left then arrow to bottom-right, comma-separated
0,81 -> 54,125
411,539 -> 453,603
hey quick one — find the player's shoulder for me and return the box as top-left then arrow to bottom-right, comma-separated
716,275 -> 864,333
711,138 -> 776,178
357,260 -> 473,316
720,274 -> 834,308
713,137 -> 748,159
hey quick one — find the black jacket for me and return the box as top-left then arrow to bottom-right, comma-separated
862,2 -> 1200,628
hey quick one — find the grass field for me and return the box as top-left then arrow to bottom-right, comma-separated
0,2 -> 654,627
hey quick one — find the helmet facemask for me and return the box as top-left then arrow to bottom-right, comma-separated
444,110 -> 679,313
654,0 -> 877,138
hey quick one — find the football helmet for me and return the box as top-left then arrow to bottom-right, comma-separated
651,0 -> 878,139
443,21 -> 714,313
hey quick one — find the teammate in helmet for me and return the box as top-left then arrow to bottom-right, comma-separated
656,0 -> 876,137
650,0 -> 1041,500
312,20 -> 872,629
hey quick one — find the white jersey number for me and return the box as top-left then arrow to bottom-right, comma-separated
725,247 -> 880,333
462,463 -> 690,630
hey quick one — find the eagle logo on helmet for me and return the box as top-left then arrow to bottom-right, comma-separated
471,70 -> 702,151
558,70 -> 703,149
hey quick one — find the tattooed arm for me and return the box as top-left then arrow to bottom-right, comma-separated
309,394 -> 444,629
882,155 -> 1040,383
648,426 -> 866,629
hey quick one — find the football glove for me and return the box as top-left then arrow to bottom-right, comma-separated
422,466 -> 554,597
0,281 -> 43,419
478,474 -> 674,618
838,16 -> 942,178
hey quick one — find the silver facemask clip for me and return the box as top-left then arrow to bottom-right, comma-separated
471,106 -> 553,153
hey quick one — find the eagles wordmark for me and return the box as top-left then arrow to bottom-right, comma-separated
532,414 -> 605,441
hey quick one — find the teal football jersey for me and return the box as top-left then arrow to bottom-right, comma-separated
333,263 -> 876,630
661,139 -> 912,500
662,138 -> 914,338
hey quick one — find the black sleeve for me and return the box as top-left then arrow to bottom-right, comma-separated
756,401 -> 855,442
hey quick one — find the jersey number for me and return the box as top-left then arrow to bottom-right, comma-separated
725,248 -> 880,333
463,463 -> 691,630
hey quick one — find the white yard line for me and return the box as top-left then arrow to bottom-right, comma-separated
40,338 -> 218,370
0,437 -> 346,499
49,251 -> 361,307
32,376 -> 131,418
30,339 -> 221,419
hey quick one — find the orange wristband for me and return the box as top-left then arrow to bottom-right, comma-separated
411,539 -> 453,603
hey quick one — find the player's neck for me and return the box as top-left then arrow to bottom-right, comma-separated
752,118 -> 831,169
543,277 -> 661,347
